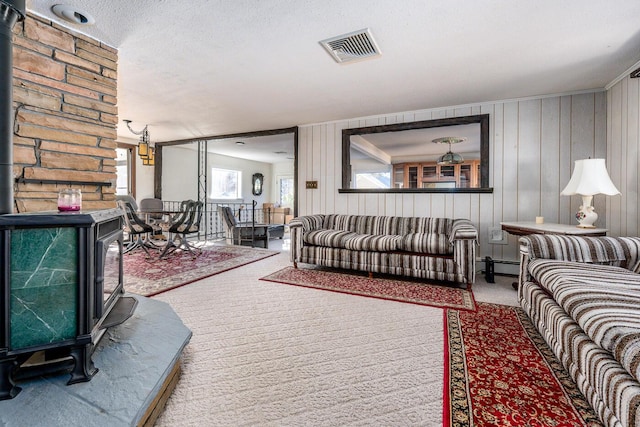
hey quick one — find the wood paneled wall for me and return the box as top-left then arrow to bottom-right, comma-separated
298,91 -> 607,262
607,75 -> 640,237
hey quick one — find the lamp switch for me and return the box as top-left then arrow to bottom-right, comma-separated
488,227 -> 508,245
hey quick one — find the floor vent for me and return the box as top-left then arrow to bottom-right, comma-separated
320,28 -> 381,64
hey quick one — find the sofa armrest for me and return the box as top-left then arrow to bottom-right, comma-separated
518,235 -> 640,288
449,219 -> 478,243
450,219 -> 478,286
289,214 -> 325,263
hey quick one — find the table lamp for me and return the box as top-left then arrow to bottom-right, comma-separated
560,158 -> 620,228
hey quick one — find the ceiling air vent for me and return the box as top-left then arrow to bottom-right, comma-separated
320,28 -> 381,64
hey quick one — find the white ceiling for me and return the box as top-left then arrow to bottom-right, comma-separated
25,0 -> 640,152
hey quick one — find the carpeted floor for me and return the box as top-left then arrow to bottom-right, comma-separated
121,243 -> 278,296
150,249 -> 591,426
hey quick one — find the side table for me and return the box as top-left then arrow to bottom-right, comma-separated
500,221 -> 608,289
500,221 -> 607,237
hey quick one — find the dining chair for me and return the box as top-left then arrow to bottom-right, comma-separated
159,200 -> 204,259
218,205 -> 269,248
139,197 -> 166,239
117,199 -> 159,257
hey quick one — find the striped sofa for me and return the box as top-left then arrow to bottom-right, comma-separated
518,234 -> 640,427
289,214 -> 478,288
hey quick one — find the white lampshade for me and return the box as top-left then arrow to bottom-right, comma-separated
561,159 -> 620,196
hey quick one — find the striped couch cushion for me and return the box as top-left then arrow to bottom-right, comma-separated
303,229 -> 356,248
343,234 -> 402,251
524,235 -> 640,269
520,280 -> 640,427
399,233 -> 453,255
321,214 -> 453,236
528,259 -> 640,383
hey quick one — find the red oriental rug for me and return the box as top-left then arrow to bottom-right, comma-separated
444,302 -> 601,427
261,266 -> 476,311
123,244 -> 278,297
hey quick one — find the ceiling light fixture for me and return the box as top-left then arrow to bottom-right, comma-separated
51,4 -> 95,25
124,120 -> 154,166
433,137 -> 466,165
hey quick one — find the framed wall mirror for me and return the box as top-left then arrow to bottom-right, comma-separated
340,114 -> 492,193
252,173 -> 264,196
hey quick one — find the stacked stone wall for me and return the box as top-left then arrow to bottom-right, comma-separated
11,13 -> 118,212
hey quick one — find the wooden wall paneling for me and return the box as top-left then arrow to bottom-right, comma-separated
384,194 -> 397,217
569,94 -> 596,222
624,78 -> 639,237
619,79 -> 630,235
606,84 -> 626,236
490,103 -> 505,259
298,126 -> 308,214
401,193 -> 414,217
516,99 -> 542,223
323,123 -> 335,214
319,123 -> 328,214
558,96 -> 573,226
592,91 -> 612,232
429,194 -> 446,218
376,194 -> 389,216
609,83 -> 624,236
478,104 -> 496,258
453,193 -> 471,222
296,127 -> 305,215
454,106 -> 473,117
311,125 -> 322,213
605,88 -> 615,234
304,126 -> 314,215
308,125 -> 316,214
414,110 -> 431,122
394,193 -> 404,217
364,193 -> 378,216
540,97 -> 561,224
502,101 -> 520,260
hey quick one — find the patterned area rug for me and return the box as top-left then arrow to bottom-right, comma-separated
123,245 -> 278,296
444,302 -> 602,427
261,266 -> 476,311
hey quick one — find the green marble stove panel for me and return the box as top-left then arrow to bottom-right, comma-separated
10,227 -> 78,350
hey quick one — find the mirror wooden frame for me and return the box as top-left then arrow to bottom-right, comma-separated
340,114 -> 493,193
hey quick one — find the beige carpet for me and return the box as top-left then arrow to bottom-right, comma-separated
153,248 -> 517,426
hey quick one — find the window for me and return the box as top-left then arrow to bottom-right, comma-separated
278,176 -> 294,207
210,168 -> 241,199
354,172 -> 391,189
115,145 -> 135,196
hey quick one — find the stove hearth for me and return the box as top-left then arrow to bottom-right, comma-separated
0,208 -> 136,399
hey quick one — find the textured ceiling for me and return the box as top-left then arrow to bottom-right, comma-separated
25,0 -> 640,147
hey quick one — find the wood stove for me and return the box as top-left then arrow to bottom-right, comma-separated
0,208 -> 136,400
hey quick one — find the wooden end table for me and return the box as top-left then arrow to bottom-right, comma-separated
500,221 -> 608,289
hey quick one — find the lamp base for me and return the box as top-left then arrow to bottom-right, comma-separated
577,224 -> 596,229
575,195 -> 598,228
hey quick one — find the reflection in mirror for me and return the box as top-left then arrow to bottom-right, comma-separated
341,114 -> 491,193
